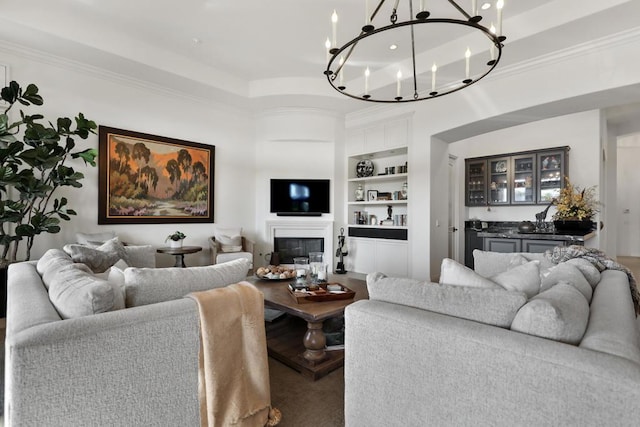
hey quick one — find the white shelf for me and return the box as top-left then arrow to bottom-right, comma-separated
348,200 -> 408,206
348,224 -> 408,230
349,146 -> 408,160
348,173 -> 408,183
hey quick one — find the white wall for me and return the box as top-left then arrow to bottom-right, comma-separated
616,134 -> 640,256
1,48 -> 255,266
253,108 -> 341,269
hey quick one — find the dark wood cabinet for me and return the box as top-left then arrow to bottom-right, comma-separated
465,147 -> 568,206
488,157 -> 510,205
484,237 -> 521,252
537,149 -> 567,203
465,159 -> 487,206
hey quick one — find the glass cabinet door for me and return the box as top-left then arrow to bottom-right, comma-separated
511,154 -> 535,204
488,157 -> 510,205
465,160 -> 486,206
537,151 -> 565,203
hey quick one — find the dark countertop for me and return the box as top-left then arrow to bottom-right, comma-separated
477,229 -> 596,242
466,220 -> 596,242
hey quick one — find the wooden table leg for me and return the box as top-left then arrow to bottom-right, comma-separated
302,321 -> 327,364
174,254 -> 186,268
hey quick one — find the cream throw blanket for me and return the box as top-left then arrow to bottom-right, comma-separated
189,281 -> 278,427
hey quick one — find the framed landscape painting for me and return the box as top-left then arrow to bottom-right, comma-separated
98,126 -> 215,224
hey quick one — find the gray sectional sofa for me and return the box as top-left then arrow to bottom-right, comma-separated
4,249 -> 251,426
345,251 -> 640,426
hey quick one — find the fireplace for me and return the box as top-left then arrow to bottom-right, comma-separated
266,219 -> 334,272
274,237 -> 324,264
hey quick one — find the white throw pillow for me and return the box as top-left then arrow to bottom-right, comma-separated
122,245 -> 156,268
511,283 -> 589,345
63,237 -> 125,273
48,263 -> 118,319
540,263 -> 593,303
124,258 -> 250,307
439,258 -> 501,289
473,250 -> 530,278
565,258 -> 601,288
215,227 -> 242,252
76,230 -> 116,245
491,261 -> 541,298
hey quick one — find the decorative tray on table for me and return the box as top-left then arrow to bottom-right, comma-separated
287,282 -> 356,304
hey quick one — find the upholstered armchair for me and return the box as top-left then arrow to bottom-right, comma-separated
209,226 -> 254,274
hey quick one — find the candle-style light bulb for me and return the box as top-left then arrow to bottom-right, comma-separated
472,0 -> 477,16
420,0 -> 425,12
365,0 -> 371,25
325,37 -> 331,63
496,0 -> 504,37
331,10 -> 338,48
339,56 -> 345,86
490,24 -> 497,60
465,47 -> 471,79
364,67 -> 370,95
431,63 -> 437,93
396,70 -> 402,98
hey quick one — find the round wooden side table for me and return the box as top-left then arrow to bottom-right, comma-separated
156,246 -> 202,268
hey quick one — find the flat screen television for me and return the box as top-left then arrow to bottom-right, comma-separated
270,179 -> 330,216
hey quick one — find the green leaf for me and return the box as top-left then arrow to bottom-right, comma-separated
15,224 -> 35,237
72,148 -> 97,167
22,84 -> 43,105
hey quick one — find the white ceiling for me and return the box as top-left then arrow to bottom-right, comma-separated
1,0 -> 640,116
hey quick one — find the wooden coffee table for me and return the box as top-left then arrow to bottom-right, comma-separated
249,274 -> 368,380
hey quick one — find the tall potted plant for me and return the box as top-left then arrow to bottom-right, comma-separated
0,80 -> 97,267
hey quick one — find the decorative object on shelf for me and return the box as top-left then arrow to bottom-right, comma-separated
335,227 -> 348,274
165,231 -> 186,248
495,160 -> 507,173
324,0 -> 506,103
355,184 -> 365,201
377,192 -> 392,201
356,159 -> 374,177
367,190 -> 378,201
401,182 -> 408,199
552,177 -> 599,233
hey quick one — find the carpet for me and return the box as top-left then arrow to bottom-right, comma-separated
268,358 -> 344,427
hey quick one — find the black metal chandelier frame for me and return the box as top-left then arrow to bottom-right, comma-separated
324,0 -> 506,103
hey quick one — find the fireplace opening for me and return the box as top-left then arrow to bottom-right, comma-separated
274,237 -> 324,264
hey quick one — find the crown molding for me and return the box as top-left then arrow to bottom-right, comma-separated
0,39 -> 250,116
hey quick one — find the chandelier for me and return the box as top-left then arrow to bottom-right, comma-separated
324,0 -> 506,103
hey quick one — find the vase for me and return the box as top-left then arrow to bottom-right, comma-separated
355,184 -> 365,201
553,219 -> 594,234
170,239 -> 183,248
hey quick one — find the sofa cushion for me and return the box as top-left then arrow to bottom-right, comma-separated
541,263 -> 592,303
473,250 -> 531,278
124,258 -> 250,307
37,249 -> 74,289
491,261 -> 541,298
48,263 -> 120,319
63,237 -> 125,273
511,283 -> 590,345
122,245 -> 156,268
580,270 -> 640,365
368,272 -> 527,328
439,258 -> 501,289
565,258 -> 601,288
